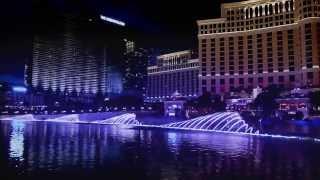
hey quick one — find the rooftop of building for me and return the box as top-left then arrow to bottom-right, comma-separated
197,0 -> 293,25
157,50 -> 191,60
197,18 -> 227,25
222,0 -> 287,9
147,58 -> 199,70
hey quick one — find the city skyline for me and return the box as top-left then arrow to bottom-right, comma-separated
0,0 -> 236,85
1,1 -> 320,180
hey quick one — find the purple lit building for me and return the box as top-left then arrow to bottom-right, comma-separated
122,39 -> 149,98
28,13 -> 126,106
146,50 -> 199,102
30,15 -> 107,95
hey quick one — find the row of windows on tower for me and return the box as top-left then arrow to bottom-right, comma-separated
226,0 -> 294,20
199,0 -> 320,34
200,14 -> 295,34
300,6 -> 320,18
202,72 -> 314,93
205,75 -> 298,85
200,29 -> 302,76
147,71 -> 199,97
225,0 -> 320,20
148,63 -> 199,73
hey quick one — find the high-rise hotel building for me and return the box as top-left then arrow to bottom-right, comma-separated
30,14 -> 125,96
146,50 -> 199,102
32,33 -> 106,95
122,40 -> 149,97
197,0 -> 320,94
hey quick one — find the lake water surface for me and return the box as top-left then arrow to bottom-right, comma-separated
0,120 -> 319,180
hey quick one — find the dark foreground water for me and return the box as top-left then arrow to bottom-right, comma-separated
0,121 -> 320,180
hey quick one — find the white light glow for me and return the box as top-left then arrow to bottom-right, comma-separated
100,15 -> 125,26
9,121 -> 25,161
13,86 -> 27,93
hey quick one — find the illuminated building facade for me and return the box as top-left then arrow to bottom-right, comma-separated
0,82 -> 44,108
122,39 -> 149,98
146,50 -> 199,102
31,16 -> 107,95
197,0 -> 320,95
106,66 -> 123,95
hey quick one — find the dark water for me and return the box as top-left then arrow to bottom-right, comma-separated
1,121 -> 320,180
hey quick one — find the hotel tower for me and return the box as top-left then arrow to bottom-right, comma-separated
146,50 -> 199,102
197,0 -> 320,94
30,14 -> 125,96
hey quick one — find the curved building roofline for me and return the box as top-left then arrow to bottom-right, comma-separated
222,0 -> 287,9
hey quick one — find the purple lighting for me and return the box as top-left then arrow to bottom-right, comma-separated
1,113 -> 320,143
92,113 -> 140,125
162,112 -> 259,134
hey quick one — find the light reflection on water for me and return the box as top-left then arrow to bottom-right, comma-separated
9,121 -> 25,161
1,120 -> 320,180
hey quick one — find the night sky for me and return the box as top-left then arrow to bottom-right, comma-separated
0,0 -> 237,85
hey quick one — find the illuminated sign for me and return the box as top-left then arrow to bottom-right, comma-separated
13,86 -> 27,93
100,15 -> 125,26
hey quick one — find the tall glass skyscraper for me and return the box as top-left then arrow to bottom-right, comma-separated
31,15 -> 107,95
29,12 -> 127,101
122,39 -> 149,98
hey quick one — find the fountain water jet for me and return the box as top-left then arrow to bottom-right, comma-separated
0,114 -> 36,121
46,114 -> 80,123
162,112 -> 259,134
92,113 -> 140,126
